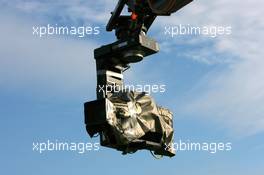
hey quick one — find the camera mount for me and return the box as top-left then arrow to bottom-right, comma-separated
84,0 -> 193,157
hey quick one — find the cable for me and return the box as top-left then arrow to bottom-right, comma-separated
150,150 -> 163,159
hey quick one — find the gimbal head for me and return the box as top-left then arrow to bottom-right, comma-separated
107,0 -> 193,39
84,0 -> 193,157
97,0 -> 193,66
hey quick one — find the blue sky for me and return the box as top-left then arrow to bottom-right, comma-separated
0,0 -> 264,174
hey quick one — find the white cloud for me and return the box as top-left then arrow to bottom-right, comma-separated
0,0 -> 115,25
181,58 -> 264,137
155,0 -> 264,137
0,12 -> 98,99
156,0 -> 263,62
